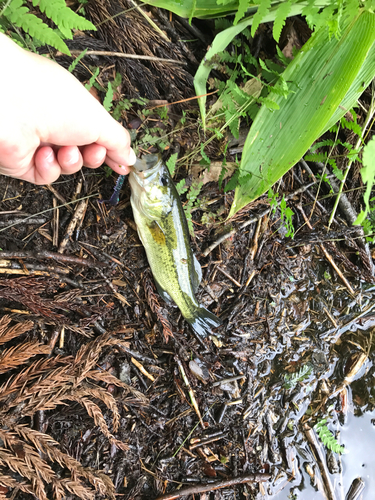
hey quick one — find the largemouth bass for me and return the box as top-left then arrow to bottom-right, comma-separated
129,154 -> 221,339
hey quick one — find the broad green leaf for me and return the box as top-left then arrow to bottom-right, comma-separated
229,10 -> 375,217
321,41 -> 375,134
142,0 -> 239,18
355,136 -> 375,225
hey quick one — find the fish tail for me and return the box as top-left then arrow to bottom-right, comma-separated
187,306 -> 221,339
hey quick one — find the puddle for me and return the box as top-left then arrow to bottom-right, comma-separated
274,391 -> 375,499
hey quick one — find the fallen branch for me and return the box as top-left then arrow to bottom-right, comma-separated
0,250 -> 106,268
154,473 -> 271,500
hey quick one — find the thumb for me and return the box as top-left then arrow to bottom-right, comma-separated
97,114 -> 135,167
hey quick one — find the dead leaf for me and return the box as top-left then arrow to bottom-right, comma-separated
191,162 -> 236,184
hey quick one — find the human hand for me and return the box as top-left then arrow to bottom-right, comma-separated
0,33 -> 136,185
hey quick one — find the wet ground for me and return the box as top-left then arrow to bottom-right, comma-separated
0,164 -> 374,500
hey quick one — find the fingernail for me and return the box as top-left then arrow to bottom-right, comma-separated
45,149 -> 54,162
128,148 -> 137,165
66,149 -> 79,165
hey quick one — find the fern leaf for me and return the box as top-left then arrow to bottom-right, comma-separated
4,0 -> 70,54
301,0 -> 320,30
166,152 -> 178,177
68,47 -> 88,73
273,0 -> 292,42
85,67 -> 100,91
315,419 -> 345,454
251,0 -> 272,37
103,81 -> 114,112
234,0 -> 250,25
176,179 -> 188,195
36,0 -> 95,32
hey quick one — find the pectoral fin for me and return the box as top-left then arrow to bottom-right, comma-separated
154,278 -> 173,304
191,254 -> 202,294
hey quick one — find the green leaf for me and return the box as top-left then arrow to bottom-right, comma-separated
68,48 -> 88,73
133,0 -> 239,18
4,0 -> 70,54
103,81 -> 114,112
251,0 -> 271,37
315,419 -> 346,454
176,179 -> 188,195
234,0 -> 249,25
273,0 -> 292,42
355,136 -> 375,225
229,10 -> 375,217
166,153 -> 178,177
85,67 -> 100,91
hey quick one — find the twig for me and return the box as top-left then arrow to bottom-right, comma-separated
69,49 -> 188,66
296,203 -> 355,296
154,473 -> 271,500
52,197 -> 59,247
58,198 -> 89,253
131,357 -> 155,382
212,375 -> 245,387
0,194 -> 98,233
0,260 -> 69,276
175,356 -> 205,429
303,424 -> 338,500
319,244 -> 355,296
44,185 -> 73,213
216,266 -> 241,287
0,218 -> 47,227
0,250 -> 106,268
129,0 -> 170,42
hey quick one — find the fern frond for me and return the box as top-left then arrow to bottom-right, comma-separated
35,0 -> 95,34
52,478 -> 94,500
273,0 -> 292,42
79,386 -> 120,432
68,47 -> 88,73
67,395 -> 128,451
11,424 -> 113,496
315,419 -> 345,454
251,0 -> 272,37
234,0 -> 250,25
103,81 -> 114,112
283,363 -> 312,389
0,355 -> 71,402
4,0 -> 69,54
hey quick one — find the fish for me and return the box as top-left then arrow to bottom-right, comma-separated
128,154 -> 221,340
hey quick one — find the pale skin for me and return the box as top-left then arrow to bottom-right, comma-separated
0,33 -> 136,185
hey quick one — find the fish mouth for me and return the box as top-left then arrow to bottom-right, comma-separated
132,154 -> 161,172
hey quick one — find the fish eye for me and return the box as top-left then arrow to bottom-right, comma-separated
160,175 -> 168,186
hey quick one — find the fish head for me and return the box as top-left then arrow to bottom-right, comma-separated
129,155 -> 175,220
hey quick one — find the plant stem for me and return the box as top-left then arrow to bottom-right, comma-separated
0,0 -> 11,18
328,92 -> 375,228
